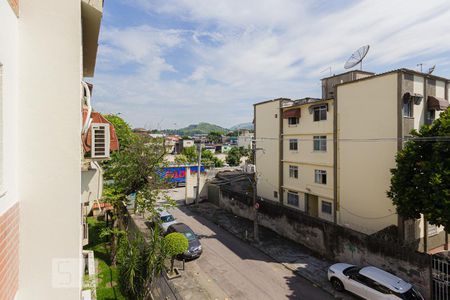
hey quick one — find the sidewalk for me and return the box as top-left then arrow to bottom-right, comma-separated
186,201 -> 355,300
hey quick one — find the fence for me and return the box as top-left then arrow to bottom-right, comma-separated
432,253 -> 450,300
150,273 -> 182,300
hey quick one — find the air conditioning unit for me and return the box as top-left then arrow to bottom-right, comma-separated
91,123 -> 110,159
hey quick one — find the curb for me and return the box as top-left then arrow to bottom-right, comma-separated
185,204 -> 346,299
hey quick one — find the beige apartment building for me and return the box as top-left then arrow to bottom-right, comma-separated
254,69 -> 450,253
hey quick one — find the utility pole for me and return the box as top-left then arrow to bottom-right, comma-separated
252,140 -> 259,242
195,143 -> 202,205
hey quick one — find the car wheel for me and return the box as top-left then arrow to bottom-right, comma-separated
331,278 -> 345,292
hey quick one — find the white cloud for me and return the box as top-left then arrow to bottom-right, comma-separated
94,0 -> 450,129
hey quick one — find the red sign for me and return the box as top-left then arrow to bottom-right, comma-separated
254,203 -> 260,210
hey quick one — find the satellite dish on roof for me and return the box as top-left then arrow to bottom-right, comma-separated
344,45 -> 370,70
427,65 -> 436,74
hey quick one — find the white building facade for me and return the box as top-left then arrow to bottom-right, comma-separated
0,0 -> 106,299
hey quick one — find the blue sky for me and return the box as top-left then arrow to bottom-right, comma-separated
92,0 -> 450,129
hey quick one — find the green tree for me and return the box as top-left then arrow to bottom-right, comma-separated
203,149 -> 224,167
103,114 -> 136,149
164,233 -> 189,274
100,114 -> 173,265
388,108 -> 450,230
207,131 -> 222,143
181,146 -> 198,163
226,147 -> 242,166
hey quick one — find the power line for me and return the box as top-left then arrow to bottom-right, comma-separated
339,205 -> 396,220
252,136 -> 450,142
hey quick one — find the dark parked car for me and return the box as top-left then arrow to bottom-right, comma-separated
166,223 -> 202,259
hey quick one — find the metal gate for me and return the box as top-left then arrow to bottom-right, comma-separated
432,253 -> 450,300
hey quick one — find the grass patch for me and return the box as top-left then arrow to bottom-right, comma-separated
85,217 -> 125,300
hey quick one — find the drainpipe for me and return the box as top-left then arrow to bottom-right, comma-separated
81,81 -> 92,135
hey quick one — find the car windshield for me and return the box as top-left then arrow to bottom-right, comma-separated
183,230 -> 196,241
161,215 -> 175,223
398,287 -> 424,300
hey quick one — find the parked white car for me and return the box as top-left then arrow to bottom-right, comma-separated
328,263 -> 424,299
156,209 -> 178,233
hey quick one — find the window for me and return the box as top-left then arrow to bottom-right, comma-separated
313,136 -> 327,151
287,191 -> 299,206
427,109 -> 436,124
321,201 -> 332,215
289,139 -> 298,151
289,165 -> 298,178
313,105 -> 327,121
288,117 -> 299,126
403,97 -> 413,117
274,191 -> 278,198
315,170 -> 327,184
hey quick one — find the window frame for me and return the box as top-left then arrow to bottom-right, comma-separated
289,165 -> 298,179
313,136 -> 327,151
289,139 -> 298,151
287,191 -> 299,207
403,97 -> 413,117
288,117 -> 299,126
321,201 -> 332,215
314,170 -> 327,185
313,105 -> 327,122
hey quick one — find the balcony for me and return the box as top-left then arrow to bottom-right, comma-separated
81,0 -> 104,77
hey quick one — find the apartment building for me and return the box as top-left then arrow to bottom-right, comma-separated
254,69 -> 450,253
254,97 -> 335,222
337,69 -> 449,252
0,0 -> 110,299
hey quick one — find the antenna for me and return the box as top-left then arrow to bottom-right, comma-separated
344,45 -> 370,70
427,65 -> 435,75
320,67 -> 332,77
417,63 -> 423,72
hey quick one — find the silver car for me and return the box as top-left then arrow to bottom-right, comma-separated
156,209 -> 178,233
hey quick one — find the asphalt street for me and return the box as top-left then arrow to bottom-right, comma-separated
167,188 -> 335,300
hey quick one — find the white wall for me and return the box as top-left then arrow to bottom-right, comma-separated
17,1 -> 83,299
81,163 -> 103,211
185,168 -> 207,204
0,0 -> 19,215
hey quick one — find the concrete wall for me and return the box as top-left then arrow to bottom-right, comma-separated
17,1 -> 83,298
337,73 -> 399,234
255,100 -> 281,202
185,167 -> 208,204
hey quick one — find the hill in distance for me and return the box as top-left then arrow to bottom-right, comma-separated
162,122 -> 253,136
163,122 -> 228,135
229,122 -> 254,131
